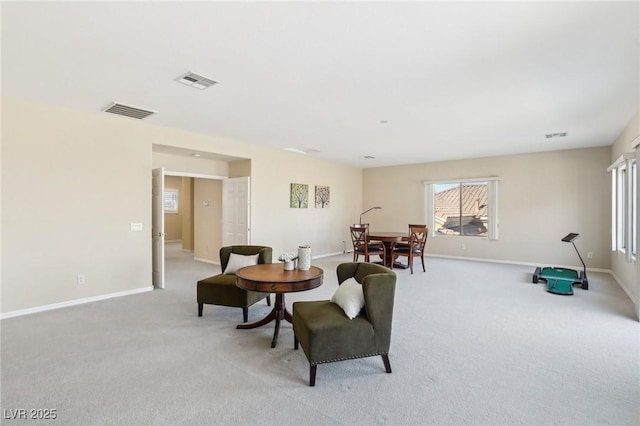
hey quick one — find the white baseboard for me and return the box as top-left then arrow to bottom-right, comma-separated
194,257 -> 220,265
3,253 -> 630,320
314,251 -> 345,260
0,286 -> 154,320
609,271 -> 637,305
355,250 -> 634,316
425,253 -> 611,274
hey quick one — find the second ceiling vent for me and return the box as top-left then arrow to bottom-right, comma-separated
176,72 -> 218,90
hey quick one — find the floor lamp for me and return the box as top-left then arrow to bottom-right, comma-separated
360,206 -> 382,224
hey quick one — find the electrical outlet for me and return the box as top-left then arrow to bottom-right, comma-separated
587,252 -> 593,259
77,274 -> 86,285
461,243 -> 467,250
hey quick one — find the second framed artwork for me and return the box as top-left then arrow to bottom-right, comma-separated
315,185 -> 330,208
289,183 -> 330,208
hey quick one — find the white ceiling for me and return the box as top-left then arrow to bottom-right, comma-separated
2,1 -> 639,168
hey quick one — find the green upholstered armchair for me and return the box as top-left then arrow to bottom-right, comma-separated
292,262 -> 397,386
197,245 -> 272,322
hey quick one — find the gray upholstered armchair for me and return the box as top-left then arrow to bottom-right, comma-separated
197,245 -> 272,322
292,262 -> 397,386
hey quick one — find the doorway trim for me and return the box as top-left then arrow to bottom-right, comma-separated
164,171 -> 227,180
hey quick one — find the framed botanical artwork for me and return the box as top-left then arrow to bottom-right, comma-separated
315,185 -> 330,208
290,183 -> 309,208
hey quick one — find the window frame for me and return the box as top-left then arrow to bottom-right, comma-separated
424,177 -> 499,241
632,161 -> 637,256
608,153 -> 636,261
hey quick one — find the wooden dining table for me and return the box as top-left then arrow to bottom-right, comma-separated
368,231 -> 409,269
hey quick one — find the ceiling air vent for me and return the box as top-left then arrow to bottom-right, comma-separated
103,103 -> 155,120
545,132 -> 567,139
176,72 -> 218,90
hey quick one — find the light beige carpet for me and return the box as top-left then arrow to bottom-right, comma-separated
1,242 -> 638,425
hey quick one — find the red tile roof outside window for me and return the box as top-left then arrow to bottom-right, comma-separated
434,183 -> 488,236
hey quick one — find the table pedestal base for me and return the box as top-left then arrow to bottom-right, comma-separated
377,249 -> 408,270
236,293 -> 291,348
379,242 -> 409,269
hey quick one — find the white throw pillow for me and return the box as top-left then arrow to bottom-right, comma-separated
330,277 -> 365,319
224,253 -> 259,274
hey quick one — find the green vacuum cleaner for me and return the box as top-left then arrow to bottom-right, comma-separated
532,233 -> 589,295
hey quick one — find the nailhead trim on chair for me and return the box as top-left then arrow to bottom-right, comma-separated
310,352 -> 388,366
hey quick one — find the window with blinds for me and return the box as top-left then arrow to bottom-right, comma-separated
164,189 -> 179,213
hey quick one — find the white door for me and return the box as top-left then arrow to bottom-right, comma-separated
152,168 -> 165,289
222,177 -> 250,245
636,148 -> 640,321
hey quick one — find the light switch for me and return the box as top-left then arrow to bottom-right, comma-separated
130,223 -> 143,232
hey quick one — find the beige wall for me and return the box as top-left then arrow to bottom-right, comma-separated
250,152 -> 363,256
193,179 -> 222,263
152,152 -> 229,176
610,112 -> 640,318
364,146 -> 612,270
229,159 -> 251,178
2,98 -> 152,313
146,124 -> 363,256
181,177 -> 194,251
1,97 -> 362,314
7,95 -> 621,316
610,113 -> 640,160
163,175 -> 183,241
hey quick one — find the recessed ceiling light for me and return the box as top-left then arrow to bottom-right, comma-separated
284,148 -> 307,155
191,153 -> 201,157
545,132 -> 567,139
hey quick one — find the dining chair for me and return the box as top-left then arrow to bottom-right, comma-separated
393,224 -> 427,250
391,225 -> 428,274
350,225 -> 385,264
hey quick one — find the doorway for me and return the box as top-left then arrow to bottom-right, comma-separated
152,169 -> 230,289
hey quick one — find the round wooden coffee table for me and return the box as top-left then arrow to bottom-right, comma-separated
235,263 -> 324,348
